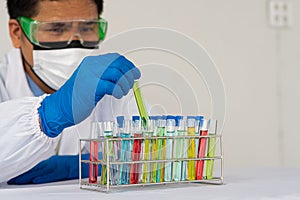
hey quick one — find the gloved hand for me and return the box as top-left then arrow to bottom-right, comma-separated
38,53 -> 141,137
7,154 -> 98,184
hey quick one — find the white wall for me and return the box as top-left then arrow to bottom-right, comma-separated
1,0 -> 299,169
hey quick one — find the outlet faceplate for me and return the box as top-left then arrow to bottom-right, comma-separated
269,0 -> 292,28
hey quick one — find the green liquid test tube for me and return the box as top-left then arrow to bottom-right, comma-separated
205,119 -> 217,180
133,81 -> 149,129
156,118 -> 166,182
100,122 -> 115,185
142,119 -> 155,183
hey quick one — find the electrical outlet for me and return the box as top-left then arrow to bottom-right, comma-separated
269,0 -> 292,28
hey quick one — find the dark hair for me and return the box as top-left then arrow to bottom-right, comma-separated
7,0 -> 103,19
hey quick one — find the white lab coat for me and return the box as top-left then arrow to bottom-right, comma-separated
0,48 -> 139,182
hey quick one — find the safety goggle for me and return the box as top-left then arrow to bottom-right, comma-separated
17,16 -> 108,49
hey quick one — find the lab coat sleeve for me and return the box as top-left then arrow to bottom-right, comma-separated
0,95 -> 59,183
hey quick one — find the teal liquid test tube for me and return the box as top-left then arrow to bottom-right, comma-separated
173,116 -> 184,181
118,117 -> 132,185
164,116 -> 175,182
205,119 -> 217,179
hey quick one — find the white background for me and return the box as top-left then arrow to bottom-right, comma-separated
1,0 -> 299,169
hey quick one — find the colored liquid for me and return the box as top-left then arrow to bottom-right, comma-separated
130,133 -> 143,184
205,136 -> 216,179
100,134 -> 114,185
89,141 -> 98,183
173,130 -> 185,181
150,139 -> 157,183
181,130 -> 188,180
164,130 -> 174,182
119,133 -> 131,184
133,82 -> 149,129
142,132 -> 153,183
196,130 -> 208,180
187,127 -> 196,180
156,127 -> 165,182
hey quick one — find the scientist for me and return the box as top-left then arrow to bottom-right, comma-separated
0,0 -> 140,184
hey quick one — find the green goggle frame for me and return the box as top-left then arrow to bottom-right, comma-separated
17,16 -> 108,47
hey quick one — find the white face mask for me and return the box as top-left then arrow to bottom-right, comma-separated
32,48 -> 94,90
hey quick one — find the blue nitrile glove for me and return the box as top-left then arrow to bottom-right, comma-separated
7,154 -> 101,184
39,53 -> 141,137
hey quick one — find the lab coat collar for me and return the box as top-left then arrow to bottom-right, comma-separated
5,48 -> 34,99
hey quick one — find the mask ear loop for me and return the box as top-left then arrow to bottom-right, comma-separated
20,47 -> 57,93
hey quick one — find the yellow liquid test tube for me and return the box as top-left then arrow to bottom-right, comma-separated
142,131 -> 152,183
187,117 -> 196,180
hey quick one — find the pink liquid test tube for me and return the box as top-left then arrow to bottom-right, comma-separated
89,122 -> 99,183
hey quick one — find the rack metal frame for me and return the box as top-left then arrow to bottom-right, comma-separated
79,135 -> 223,192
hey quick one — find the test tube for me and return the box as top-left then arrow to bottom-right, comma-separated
156,116 -> 166,182
173,116 -> 185,181
133,81 -> 149,129
89,122 -> 100,184
100,121 -> 115,185
196,119 -> 210,180
164,116 -> 175,182
187,116 -> 196,180
194,116 -> 203,157
141,118 -> 155,183
205,119 -> 217,179
181,118 -> 188,181
130,117 -> 143,184
150,116 -> 158,183
119,119 -> 132,184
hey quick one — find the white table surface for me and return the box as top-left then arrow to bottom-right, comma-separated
1,168 -> 299,200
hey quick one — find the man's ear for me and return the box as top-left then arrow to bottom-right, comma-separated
9,19 -> 22,48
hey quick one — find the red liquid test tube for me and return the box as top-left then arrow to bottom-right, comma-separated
89,141 -> 98,183
130,133 -> 142,184
196,119 -> 209,180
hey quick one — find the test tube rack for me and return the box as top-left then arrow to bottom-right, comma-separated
79,134 -> 223,192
